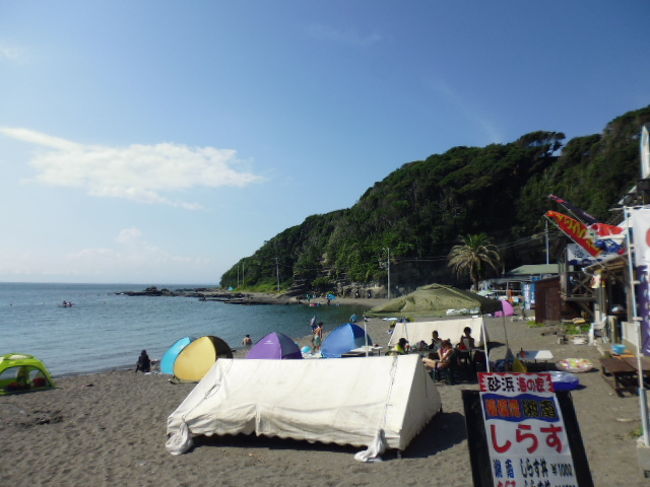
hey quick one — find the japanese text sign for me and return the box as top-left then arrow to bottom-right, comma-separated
478,372 -> 578,487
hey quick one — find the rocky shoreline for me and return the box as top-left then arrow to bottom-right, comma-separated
116,286 -> 383,307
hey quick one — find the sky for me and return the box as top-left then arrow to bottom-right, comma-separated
1,1 -> 649,284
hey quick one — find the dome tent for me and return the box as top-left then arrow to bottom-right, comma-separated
321,323 -> 373,358
0,353 -> 54,395
173,336 -> 233,382
161,336 -> 197,375
246,332 -> 302,360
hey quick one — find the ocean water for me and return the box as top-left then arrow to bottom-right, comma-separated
0,283 -> 367,376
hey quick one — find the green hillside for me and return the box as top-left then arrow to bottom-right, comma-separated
221,106 -> 650,294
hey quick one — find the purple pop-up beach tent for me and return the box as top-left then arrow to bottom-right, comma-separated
246,332 -> 302,360
494,299 -> 515,317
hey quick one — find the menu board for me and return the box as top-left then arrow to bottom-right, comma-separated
465,372 -> 591,487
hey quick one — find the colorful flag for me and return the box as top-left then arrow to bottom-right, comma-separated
545,210 -> 602,257
548,194 -> 598,225
642,124 -> 650,179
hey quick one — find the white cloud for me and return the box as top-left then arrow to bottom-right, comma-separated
0,228 -> 217,283
427,78 -> 504,144
0,43 -> 24,61
306,24 -> 381,47
67,228 -> 214,280
0,127 -> 263,209
115,227 -> 142,244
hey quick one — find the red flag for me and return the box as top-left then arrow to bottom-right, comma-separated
545,210 -> 602,257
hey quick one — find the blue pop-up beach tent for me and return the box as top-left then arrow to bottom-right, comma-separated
246,332 -> 302,360
321,323 -> 373,358
161,337 -> 196,374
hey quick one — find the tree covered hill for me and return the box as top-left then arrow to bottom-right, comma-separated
221,106 -> 650,294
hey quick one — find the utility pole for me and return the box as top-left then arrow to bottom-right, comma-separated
545,220 -> 550,265
275,257 -> 280,292
385,247 -> 391,300
241,262 -> 245,287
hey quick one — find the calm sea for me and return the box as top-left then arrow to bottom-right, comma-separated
0,283 -> 367,376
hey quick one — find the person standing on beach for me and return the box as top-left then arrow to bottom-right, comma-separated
313,322 -> 323,352
309,315 -> 317,333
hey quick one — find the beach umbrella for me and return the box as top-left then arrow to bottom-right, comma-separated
246,332 -> 302,360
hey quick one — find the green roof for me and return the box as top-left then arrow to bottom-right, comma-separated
506,264 -> 559,276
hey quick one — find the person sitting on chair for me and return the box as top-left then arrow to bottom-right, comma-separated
423,340 -> 454,377
457,327 -> 475,350
429,330 -> 442,355
394,337 -> 409,355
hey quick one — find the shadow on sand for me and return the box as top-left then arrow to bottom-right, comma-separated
190,411 -> 467,461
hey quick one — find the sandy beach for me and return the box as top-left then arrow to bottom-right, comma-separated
1,311 -> 648,486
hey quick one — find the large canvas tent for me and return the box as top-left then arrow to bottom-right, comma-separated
246,332 -> 302,360
173,336 -> 233,382
387,316 -> 489,348
321,323 -> 373,358
0,353 -> 54,395
161,336 -> 196,375
166,354 -> 441,454
367,283 -> 501,319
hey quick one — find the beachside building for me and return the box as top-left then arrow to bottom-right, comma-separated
479,263 -> 559,308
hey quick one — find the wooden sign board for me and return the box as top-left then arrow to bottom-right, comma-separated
463,372 -> 593,487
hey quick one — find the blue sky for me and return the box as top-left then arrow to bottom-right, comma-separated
1,1 -> 649,284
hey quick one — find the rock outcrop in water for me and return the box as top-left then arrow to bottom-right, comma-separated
116,287 -> 296,305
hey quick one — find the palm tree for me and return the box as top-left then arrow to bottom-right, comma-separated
447,233 -> 501,291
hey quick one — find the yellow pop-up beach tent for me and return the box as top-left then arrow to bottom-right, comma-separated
173,336 -> 233,382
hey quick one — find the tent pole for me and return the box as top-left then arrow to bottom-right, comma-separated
481,317 -> 490,372
364,320 -> 369,357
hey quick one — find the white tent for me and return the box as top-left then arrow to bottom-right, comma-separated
388,316 -> 489,348
166,354 -> 441,454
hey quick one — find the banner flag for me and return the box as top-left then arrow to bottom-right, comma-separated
566,243 -> 601,266
642,124 -> 650,180
630,208 -> 650,356
545,210 -> 602,257
631,208 -> 650,267
548,194 -> 598,225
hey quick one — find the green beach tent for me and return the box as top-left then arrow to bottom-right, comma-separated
366,283 -> 501,319
0,353 -> 55,395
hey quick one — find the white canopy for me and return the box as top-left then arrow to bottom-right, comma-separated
166,355 -> 441,454
388,316 -> 489,347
